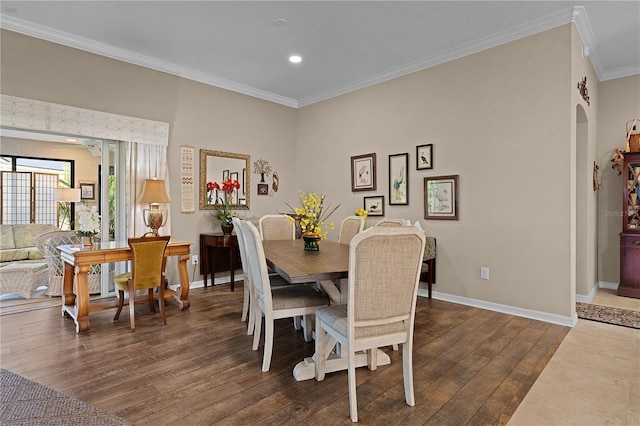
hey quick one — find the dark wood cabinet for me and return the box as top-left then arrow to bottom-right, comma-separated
618,151 -> 640,298
199,233 -> 241,291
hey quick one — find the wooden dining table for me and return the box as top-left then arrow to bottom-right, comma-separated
59,240 -> 192,333
262,239 -> 392,381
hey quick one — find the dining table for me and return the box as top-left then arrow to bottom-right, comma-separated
262,238 -> 392,381
58,239 -> 192,333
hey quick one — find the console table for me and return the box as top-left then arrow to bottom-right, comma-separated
199,233 -> 241,291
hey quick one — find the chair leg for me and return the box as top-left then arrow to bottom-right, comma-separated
293,316 -> 302,330
392,344 -> 399,351
402,341 -> 415,407
127,280 -> 136,332
148,289 -> 155,313
302,314 -> 313,342
348,348 -> 358,422
241,280 -> 250,322
113,290 -> 124,321
262,314 -> 274,372
252,310 -> 262,351
315,318 -> 326,381
158,283 -> 167,326
367,348 -> 378,371
247,286 -> 256,335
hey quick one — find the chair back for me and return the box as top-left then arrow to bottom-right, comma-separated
35,230 -> 101,295
258,214 -> 295,240
239,221 -> 273,310
128,236 -> 170,291
373,218 -> 405,227
232,218 -> 252,284
348,226 -> 425,338
338,216 -> 365,245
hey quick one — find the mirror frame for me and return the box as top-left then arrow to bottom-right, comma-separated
199,149 -> 250,211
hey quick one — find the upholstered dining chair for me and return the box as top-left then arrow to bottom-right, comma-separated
338,215 -> 365,245
232,217 -> 256,335
258,214 -> 296,241
36,230 -> 102,296
314,226 -> 425,422
238,220 -> 329,372
113,235 -> 170,332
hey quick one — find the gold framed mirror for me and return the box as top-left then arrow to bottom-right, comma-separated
199,149 -> 250,210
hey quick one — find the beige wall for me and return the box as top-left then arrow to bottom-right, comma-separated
597,75 -> 640,284
1,24 -> 635,320
297,25 -> 575,316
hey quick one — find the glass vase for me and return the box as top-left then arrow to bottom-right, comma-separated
221,219 -> 234,235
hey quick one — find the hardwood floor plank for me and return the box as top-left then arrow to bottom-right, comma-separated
0,285 -> 569,425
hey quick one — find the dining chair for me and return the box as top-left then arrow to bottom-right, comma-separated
258,214 -> 296,240
338,215 -> 365,245
314,226 -> 425,422
239,220 -> 329,372
113,235 -> 170,332
232,217 -> 257,335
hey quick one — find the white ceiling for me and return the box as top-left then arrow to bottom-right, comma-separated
1,1 -> 639,108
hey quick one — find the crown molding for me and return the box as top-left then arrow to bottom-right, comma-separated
0,7 -> 608,109
0,16 -> 298,109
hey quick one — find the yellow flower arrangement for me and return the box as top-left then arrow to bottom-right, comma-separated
287,191 -> 340,239
354,207 -> 368,226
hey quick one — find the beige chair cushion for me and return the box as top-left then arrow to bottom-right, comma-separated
13,224 -> 57,249
0,225 -> 16,250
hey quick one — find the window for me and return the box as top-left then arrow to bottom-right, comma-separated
0,155 -> 74,226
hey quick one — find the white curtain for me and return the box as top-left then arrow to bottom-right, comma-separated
125,142 -> 171,238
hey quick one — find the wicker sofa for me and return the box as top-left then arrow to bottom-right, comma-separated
0,224 -> 58,264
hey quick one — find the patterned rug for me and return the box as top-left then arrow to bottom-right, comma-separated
0,368 -> 131,425
576,303 -> 640,329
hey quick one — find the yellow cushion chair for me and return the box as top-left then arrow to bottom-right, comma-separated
113,236 -> 170,332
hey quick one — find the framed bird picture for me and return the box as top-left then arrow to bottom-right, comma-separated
364,195 -> 384,217
389,153 -> 409,205
424,175 -> 459,220
416,144 -> 433,170
351,153 -> 376,192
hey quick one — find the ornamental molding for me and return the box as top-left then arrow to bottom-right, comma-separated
0,94 -> 169,146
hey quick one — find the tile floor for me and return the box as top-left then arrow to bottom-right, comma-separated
508,288 -> 640,425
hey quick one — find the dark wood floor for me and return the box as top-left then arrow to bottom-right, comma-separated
0,283 -> 569,425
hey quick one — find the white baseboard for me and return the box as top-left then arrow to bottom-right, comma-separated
598,281 -> 619,290
576,283 -> 599,304
418,289 -> 577,327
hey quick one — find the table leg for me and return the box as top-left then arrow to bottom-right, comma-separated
294,350 -> 390,381
175,253 -> 191,310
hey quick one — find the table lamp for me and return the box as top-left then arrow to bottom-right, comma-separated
55,188 -> 81,230
138,178 -> 170,236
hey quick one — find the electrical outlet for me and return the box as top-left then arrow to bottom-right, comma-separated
480,267 -> 489,280
191,255 -> 198,265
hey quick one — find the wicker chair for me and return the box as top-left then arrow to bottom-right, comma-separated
36,231 -> 101,296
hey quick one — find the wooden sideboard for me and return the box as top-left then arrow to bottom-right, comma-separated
199,233 -> 242,291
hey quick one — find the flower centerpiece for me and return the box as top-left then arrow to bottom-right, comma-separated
354,207 -> 368,226
76,204 -> 101,246
287,191 -> 340,251
208,178 -> 241,234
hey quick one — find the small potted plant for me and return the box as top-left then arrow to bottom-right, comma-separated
208,178 -> 241,234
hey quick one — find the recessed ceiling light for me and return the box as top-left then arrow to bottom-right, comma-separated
273,18 -> 288,27
289,55 -> 302,64
66,138 -> 77,142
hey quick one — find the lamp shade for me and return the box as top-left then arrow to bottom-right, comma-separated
55,188 -> 81,202
138,179 -> 170,204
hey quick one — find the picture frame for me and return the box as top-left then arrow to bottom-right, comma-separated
230,172 -> 239,203
222,170 -> 229,180
389,153 -> 409,205
242,168 -> 246,195
351,153 -> 376,192
79,182 -> 96,201
257,183 -> 269,195
364,195 -> 385,217
416,144 -> 433,170
424,175 -> 459,220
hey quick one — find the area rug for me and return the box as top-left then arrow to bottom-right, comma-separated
576,302 -> 640,329
0,368 -> 131,425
